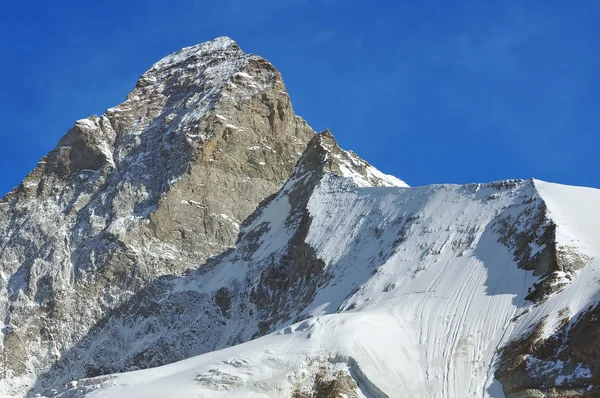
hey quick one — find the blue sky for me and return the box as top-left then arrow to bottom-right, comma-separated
0,1 -> 598,196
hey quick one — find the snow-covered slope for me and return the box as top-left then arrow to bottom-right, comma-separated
52,136 -> 600,398
534,179 -> 600,256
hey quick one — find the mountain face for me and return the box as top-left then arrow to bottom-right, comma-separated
0,37 -> 317,394
0,38 -> 599,398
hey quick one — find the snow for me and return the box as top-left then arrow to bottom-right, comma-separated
299,178 -> 539,397
234,71 -> 253,79
75,118 -> 98,130
105,216 -> 138,237
330,147 -> 408,188
534,179 -> 600,256
365,164 -> 409,188
54,176 -> 600,398
147,37 -> 237,76
217,213 -> 241,230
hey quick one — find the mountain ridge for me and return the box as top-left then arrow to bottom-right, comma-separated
0,37 -> 598,398
49,162 -> 600,398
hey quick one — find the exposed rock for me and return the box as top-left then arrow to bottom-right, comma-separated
492,186 -> 598,397
497,300 -> 600,397
0,36 -> 314,395
292,361 -> 360,398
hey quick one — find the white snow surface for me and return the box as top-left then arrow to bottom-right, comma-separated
534,179 -> 600,256
58,178 -> 600,398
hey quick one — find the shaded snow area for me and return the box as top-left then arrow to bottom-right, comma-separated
52,174 -> 600,398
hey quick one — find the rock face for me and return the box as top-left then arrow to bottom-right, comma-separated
0,37 -> 317,394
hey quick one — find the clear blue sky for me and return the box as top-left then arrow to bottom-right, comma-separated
1,1 -> 598,196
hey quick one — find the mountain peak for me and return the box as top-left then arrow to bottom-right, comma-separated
143,37 -> 240,76
134,36 -> 247,90
3,35 -> 600,398
0,37 -> 318,395
300,128 -> 408,188
0,37 -> 412,396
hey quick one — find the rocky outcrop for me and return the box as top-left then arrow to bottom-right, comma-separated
490,184 -> 597,397
291,359 -> 360,398
496,303 -> 600,397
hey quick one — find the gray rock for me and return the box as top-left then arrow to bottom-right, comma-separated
0,36 -> 315,395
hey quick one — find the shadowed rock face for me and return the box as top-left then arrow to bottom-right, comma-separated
491,196 -> 597,397
496,301 -> 600,397
0,37 -> 315,394
492,220 -> 597,397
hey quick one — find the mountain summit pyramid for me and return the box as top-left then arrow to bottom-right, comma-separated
1,37 -> 600,398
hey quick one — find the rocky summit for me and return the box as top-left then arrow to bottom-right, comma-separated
1,37 -> 600,398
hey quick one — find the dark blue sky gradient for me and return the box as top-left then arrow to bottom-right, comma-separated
0,0 -> 598,196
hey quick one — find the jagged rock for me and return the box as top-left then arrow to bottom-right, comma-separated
0,36 -> 315,395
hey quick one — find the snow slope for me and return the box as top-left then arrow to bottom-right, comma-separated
53,169 -> 600,397
534,179 -> 600,257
